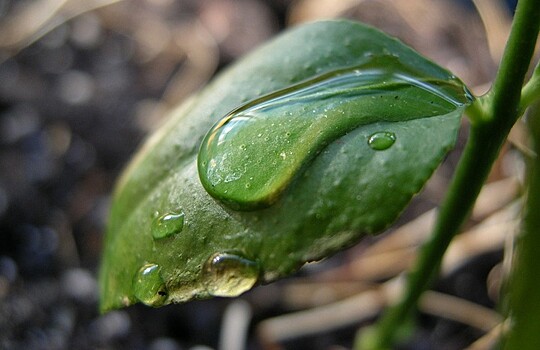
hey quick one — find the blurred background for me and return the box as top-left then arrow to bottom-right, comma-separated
0,0 -> 527,349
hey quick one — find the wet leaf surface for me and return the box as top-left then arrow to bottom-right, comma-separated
99,20 -> 472,311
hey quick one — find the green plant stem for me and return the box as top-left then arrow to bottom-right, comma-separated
520,60 -> 540,113
503,102 -> 540,350
355,0 -> 540,348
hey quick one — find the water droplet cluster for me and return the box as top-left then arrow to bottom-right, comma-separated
198,55 -> 471,210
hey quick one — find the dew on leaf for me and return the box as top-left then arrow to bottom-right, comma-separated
202,252 -> 259,297
133,263 -> 167,306
151,211 -> 185,239
368,131 -> 396,150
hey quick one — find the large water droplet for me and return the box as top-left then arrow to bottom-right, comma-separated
133,263 -> 168,306
368,131 -> 396,150
202,252 -> 259,297
151,211 -> 185,239
198,55 -> 472,210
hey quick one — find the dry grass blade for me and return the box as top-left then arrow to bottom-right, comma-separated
471,177 -> 519,219
315,177 -> 518,282
219,300 -> 252,350
258,276 -> 503,347
281,280 -> 374,310
287,0 -> 363,24
257,177 -> 518,348
0,0 -> 68,48
472,0 -> 512,63
0,0 -> 125,59
419,291 -> 502,333
161,21 -> 219,106
442,202 -> 519,275
464,321 -> 508,350
257,279 -> 401,348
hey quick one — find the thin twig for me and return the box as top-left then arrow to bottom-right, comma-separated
0,0 -> 126,61
257,201 -> 517,347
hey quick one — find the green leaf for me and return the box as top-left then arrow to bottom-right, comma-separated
99,20 -> 472,311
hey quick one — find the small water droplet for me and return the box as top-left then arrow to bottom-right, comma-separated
152,211 -> 185,239
202,253 -> 259,297
133,263 -> 167,306
368,131 -> 396,150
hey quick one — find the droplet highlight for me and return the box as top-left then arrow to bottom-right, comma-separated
151,211 -> 185,239
133,263 -> 168,307
202,253 -> 259,297
368,131 -> 396,150
198,55 -> 473,210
